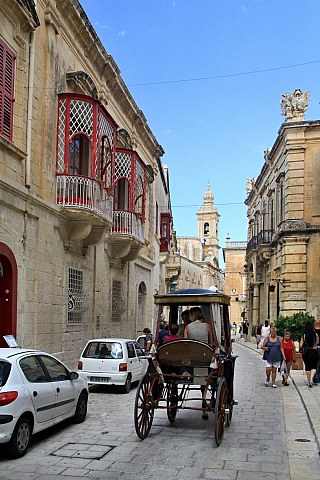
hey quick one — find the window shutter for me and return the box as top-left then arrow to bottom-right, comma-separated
0,39 -> 15,141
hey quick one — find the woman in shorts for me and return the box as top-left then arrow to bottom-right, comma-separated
262,326 -> 285,388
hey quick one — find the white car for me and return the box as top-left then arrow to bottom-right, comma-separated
78,338 -> 149,393
0,348 -> 88,459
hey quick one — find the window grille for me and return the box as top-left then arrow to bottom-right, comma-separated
57,99 -> 66,172
115,152 -> 131,180
0,262 -> 3,276
67,267 -> 87,325
148,184 -> 152,241
0,39 -> 15,141
112,280 -> 122,322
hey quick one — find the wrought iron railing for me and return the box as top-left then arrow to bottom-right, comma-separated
56,175 -> 113,223
110,210 -> 145,243
246,230 -> 273,255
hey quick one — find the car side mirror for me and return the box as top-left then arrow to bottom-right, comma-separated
70,371 -> 79,380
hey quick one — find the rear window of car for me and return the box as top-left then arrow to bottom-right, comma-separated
83,342 -> 123,359
0,361 -> 11,387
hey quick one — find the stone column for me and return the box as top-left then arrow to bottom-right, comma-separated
252,283 -> 260,325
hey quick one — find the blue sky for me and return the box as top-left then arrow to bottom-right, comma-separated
80,0 -> 320,265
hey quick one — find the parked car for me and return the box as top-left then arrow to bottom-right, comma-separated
78,339 -> 148,393
0,348 -> 88,459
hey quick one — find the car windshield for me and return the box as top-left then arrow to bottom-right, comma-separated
0,360 -> 11,387
83,342 -> 123,359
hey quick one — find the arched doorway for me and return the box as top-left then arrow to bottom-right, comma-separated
0,243 -> 17,347
137,282 -> 147,333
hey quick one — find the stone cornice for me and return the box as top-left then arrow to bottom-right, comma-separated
0,135 -> 26,161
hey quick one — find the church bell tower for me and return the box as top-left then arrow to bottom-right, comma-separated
197,184 -> 220,267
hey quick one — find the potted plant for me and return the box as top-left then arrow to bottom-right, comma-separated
275,312 -> 315,370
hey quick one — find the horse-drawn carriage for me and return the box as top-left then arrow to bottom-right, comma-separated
134,288 -> 237,446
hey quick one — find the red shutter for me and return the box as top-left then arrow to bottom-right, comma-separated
0,39 -> 15,141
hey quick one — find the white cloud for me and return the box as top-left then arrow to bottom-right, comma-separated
241,6 -> 247,10
118,30 -> 126,36
166,129 -> 172,134
147,28 -> 158,34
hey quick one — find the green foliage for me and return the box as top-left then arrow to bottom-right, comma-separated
275,312 -> 315,342
251,325 -> 257,337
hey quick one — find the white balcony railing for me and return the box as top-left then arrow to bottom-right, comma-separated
56,175 -> 113,223
110,211 -> 145,243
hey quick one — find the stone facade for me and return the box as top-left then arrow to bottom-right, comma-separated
245,90 -> 320,328
222,235 -> 246,325
0,0 -> 173,367
176,184 -> 224,292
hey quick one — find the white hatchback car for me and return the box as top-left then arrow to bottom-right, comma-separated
0,348 -> 88,459
78,339 -> 149,393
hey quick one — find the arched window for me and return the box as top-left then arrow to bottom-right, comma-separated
114,178 -> 130,210
204,222 -> 209,235
68,134 -> 91,176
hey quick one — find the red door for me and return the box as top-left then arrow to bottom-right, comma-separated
0,244 -> 17,347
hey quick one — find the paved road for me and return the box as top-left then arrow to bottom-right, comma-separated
0,343 -> 318,479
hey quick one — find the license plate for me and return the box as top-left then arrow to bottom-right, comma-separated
90,376 -> 109,382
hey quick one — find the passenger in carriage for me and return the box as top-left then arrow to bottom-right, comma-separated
177,310 -> 191,338
184,307 -> 213,345
163,323 -> 180,343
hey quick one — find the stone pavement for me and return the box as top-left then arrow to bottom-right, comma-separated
0,343 -> 319,479
237,340 -> 320,479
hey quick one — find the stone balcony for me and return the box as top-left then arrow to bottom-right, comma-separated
165,254 -> 181,284
106,211 -> 145,265
56,174 -> 113,254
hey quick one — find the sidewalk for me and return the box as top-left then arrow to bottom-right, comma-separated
236,338 -> 320,453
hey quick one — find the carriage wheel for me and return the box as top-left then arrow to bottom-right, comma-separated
213,376 -> 227,447
167,383 -> 178,423
134,374 -> 155,439
225,401 -> 233,427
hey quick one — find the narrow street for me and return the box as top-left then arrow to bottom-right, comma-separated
0,343 -> 318,480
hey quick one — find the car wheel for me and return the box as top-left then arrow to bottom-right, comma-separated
73,391 -> 88,423
121,374 -> 131,394
4,416 -> 32,459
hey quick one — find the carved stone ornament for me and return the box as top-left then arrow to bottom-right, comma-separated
280,219 -> 307,231
280,89 -> 310,122
259,250 -> 271,265
264,148 -> 271,164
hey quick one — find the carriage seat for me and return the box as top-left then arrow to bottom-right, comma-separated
157,339 -> 214,367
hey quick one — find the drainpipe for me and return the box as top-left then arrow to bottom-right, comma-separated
26,29 -> 36,188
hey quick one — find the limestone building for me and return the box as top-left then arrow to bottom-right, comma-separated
176,184 -> 224,292
223,235 -> 246,325
245,89 -> 320,327
0,0 -> 174,366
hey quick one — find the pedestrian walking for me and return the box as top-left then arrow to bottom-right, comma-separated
259,320 -> 270,348
242,320 -> 249,341
262,326 -> 285,388
313,317 -> 320,385
300,322 -> 319,388
255,322 -> 262,348
281,331 -> 296,385
143,327 -> 153,353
